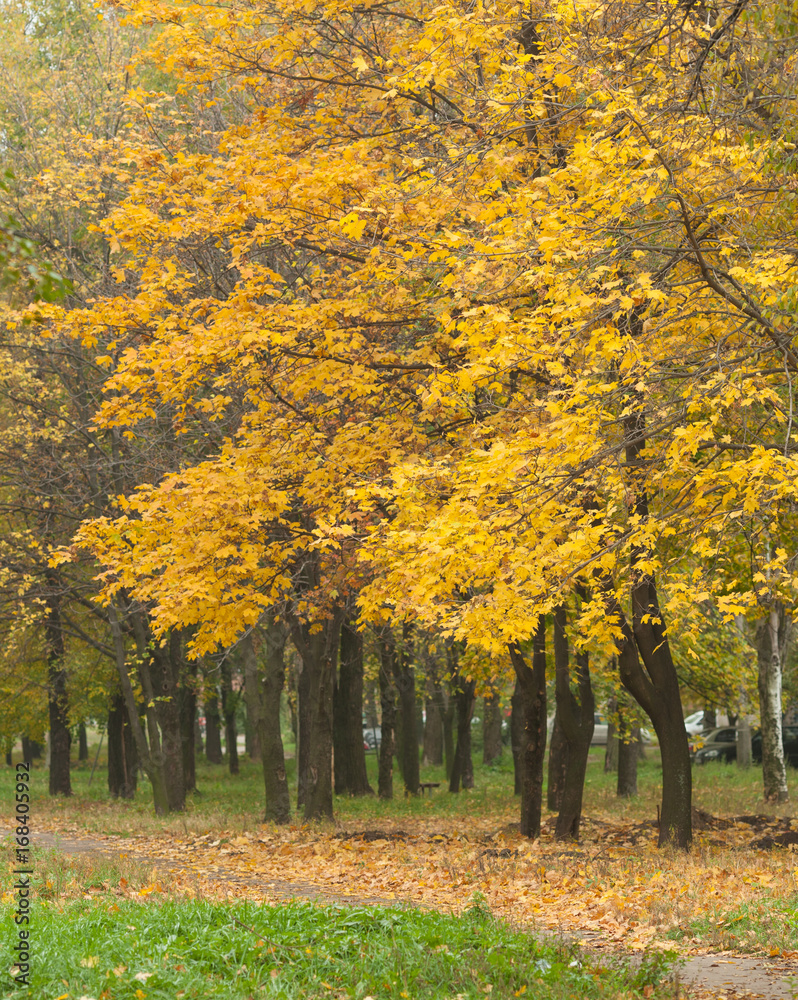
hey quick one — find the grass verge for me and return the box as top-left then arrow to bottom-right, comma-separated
1,895 -> 678,1000
667,890 -> 798,955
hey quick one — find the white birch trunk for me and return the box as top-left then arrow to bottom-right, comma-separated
756,607 -> 788,802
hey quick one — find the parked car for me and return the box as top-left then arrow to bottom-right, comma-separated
363,725 -> 381,751
684,711 -> 709,736
752,726 -> 798,768
691,726 -> 738,763
693,725 -> 798,766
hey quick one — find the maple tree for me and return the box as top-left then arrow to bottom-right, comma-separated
0,0 -> 792,844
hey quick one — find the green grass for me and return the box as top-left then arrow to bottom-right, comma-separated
1,895 -> 679,999
20,738 -> 792,839
667,891 -> 798,954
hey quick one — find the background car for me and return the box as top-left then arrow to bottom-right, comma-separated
363,725 -> 381,751
691,726 -> 737,763
752,725 -> 798,767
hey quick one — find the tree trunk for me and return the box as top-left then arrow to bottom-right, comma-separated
610,408 -> 692,849
45,576 -> 71,797
756,606 -> 788,802
204,689 -> 223,764
511,677 -> 524,795
296,655 -> 312,808
449,672 -> 476,793
482,688 -> 503,765
221,658 -> 239,777
108,690 -> 137,799
242,635 -> 262,762
395,624 -> 420,795
508,618 -> 547,838
148,633 -> 187,809
617,727 -> 640,798
107,602 -> 169,814
377,627 -> 397,800
605,696 -> 619,773
334,617 -> 373,797
423,693 -> 443,766
247,623 -> 291,824
77,722 -> 88,762
552,604 -> 595,840
442,681 -> 455,779
179,655 -> 198,794
293,610 -> 343,821
736,715 -> 752,769
546,712 -> 568,812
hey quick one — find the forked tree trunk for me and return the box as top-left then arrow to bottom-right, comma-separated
552,604 -> 595,840
508,619 -> 547,838
610,409 -> 691,849
334,617 -> 373,796
377,627 -> 397,800
108,603 -> 169,814
756,606 -> 788,802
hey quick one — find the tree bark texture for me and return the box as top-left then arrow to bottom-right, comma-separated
482,687 -> 503,765
242,634 -> 263,763
77,722 -> 88,762
45,577 -> 71,797
179,657 -> 198,794
334,617 -> 373,796
148,633 -> 188,809
107,690 -> 138,799
546,712 -> 567,812
377,627 -> 397,800
756,606 -> 788,802
244,623 -> 291,824
511,677 -> 524,795
394,624 -> 420,795
449,672 -> 476,793
204,689 -> 223,764
617,727 -> 640,798
293,609 -> 343,821
611,409 -> 692,848
508,619 -> 547,838
552,604 -> 595,839
221,658 -> 239,777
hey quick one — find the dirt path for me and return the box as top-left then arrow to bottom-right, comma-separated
12,830 -> 798,999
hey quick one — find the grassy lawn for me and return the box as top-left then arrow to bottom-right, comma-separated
21,739 -> 794,838
0,894 -> 678,1000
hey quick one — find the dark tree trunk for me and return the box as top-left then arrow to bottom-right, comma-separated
511,678 -> 524,795
483,688 -> 503,765
552,603 -> 594,840
149,634 -> 187,809
242,633 -> 262,763
22,737 -> 36,766
77,722 -> 88,762
546,712 -> 568,812
243,623 -> 291,824
292,609 -> 343,821
442,681 -> 455,779
449,644 -> 476,793
108,691 -> 138,799
179,662 -> 197,794
108,602 -> 169,814
423,693 -> 443,766
204,689 -> 223,764
296,656 -> 312,808
45,577 -> 71,797
604,695 -> 619,773
194,713 -> 203,754
608,408 -> 692,849
617,727 -> 640,798
334,617 -> 373,796
508,618 -> 547,838
377,628 -> 397,800
395,624 -> 420,795
221,659 -> 239,777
